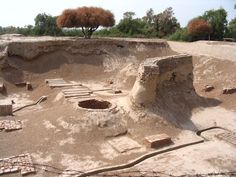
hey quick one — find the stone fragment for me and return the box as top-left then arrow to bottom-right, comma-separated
145,133 -> 172,148
204,85 -> 214,92
114,90 -> 122,94
223,87 -> 236,94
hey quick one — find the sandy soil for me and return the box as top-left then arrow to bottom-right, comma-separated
168,40 -> 236,62
0,37 -> 236,177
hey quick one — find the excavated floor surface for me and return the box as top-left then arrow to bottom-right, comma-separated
0,36 -> 236,177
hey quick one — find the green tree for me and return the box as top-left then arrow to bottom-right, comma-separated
123,11 -> 136,20
17,25 -> 34,36
117,12 -> 148,36
169,28 -> 192,41
201,8 -> 227,40
153,7 -> 180,37
226,18 -> 236,39
142,8 -> 154,25
57,7 -> 115,39
34,13 -> 63,36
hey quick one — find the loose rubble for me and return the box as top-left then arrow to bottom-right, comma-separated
0,154 -> 35,176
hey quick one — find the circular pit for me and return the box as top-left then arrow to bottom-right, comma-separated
78,99 -> 114,111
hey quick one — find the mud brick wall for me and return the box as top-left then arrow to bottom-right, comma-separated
130,54 -> 193,107
0,100 -> 13,116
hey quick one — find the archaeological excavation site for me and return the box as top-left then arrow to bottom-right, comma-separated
0,36 -> 236,176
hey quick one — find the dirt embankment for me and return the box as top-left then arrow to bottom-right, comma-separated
0,37 -> 176,92
168,40 -> 236,62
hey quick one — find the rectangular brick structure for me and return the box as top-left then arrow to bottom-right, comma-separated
0,154 -> 35,175
145,133 -> 172,148
108,136 -> 142,153
216,132 -> 236,145
0,100 -> 12,116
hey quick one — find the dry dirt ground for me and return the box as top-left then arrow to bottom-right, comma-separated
0,36 -> 236,177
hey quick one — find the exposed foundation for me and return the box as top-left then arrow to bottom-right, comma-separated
130,54 -> 193,107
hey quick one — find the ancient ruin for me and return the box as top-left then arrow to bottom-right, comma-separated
0,36 -> 236,176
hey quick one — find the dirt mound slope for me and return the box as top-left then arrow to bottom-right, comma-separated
168,40 -> 236,61
0,37 -> 176,92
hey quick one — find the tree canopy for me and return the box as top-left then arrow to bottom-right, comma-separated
188,18 -> 211,40
57,7 -> 115,38
153,7 -> 180,37
201,8 -> 227,40
117,12 -> 148,36
0,6 -> 233,41
34,13 -> 62,36
226,18 -> 236,39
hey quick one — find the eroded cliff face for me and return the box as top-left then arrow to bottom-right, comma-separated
1,37 -> 171,61
0,37 -> 176,89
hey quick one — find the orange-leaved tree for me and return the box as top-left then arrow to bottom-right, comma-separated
187,18 -> 211,40
57,7 -> 115,39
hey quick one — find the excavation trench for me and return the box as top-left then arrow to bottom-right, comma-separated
1,37 -> 236,177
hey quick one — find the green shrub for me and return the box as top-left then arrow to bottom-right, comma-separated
168,28 -> 192,41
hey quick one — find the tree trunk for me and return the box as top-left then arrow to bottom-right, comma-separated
81,26 -> 99,39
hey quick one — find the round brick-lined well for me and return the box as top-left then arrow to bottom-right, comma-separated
78,99 -> 116,112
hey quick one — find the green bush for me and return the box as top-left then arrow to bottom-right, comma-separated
94,27 -> 125,37
62,29 -> 83,37
168,28 -> 192,41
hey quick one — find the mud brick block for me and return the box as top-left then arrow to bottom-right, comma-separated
26,82 -> 33,91
0,100 -> 12,116
145,133 -> 172,148
0,83 -> 5,93
223,87 -> 236,94
204,85 -> 214,92
114,90 -> 122,94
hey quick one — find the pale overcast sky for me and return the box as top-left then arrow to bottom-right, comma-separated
0,0 -> 235,27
